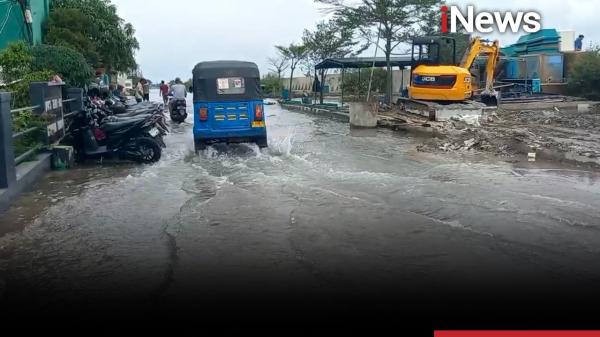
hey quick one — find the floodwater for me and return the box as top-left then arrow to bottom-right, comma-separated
1,93 -> 600,319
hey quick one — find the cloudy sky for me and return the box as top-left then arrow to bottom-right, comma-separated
110,0 -> 598,82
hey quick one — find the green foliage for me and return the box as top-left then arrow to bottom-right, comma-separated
341,68 -> 388,97
261,73 -> 282,96
302,20 -> 356,67
12,109 -> 48,159
12,109 -> 47,132
6,70 -> 56,108
302,20 -> 358,102
45,8 -> 101,66
31,45 -> 94,87
318,0 -> 442,99
0,41 -> 33,83
567,49 -> 600,100
51,0 -> 139,73
420,9 -> 471,65
275,43 -> 308,97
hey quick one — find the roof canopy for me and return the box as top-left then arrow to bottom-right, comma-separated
193,61 -> 260,79
315,56 -> 412,70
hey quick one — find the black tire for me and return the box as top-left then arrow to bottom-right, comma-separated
135,137 -> 162,163
170,112 -> 187,123
256,136 -> 268,148
194,140 -> 207,154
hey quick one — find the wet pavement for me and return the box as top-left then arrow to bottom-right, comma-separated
1,96 -> 600,318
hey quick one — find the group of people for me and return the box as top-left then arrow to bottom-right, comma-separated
158,78 -> 187,105
136,78 -> 151,103
105,78 -> 187,105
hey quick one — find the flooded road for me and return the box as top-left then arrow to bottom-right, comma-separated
1,98 -> 600,320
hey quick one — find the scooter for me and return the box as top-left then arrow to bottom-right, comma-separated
68,107 -> 163,163
168,96 -> 188,123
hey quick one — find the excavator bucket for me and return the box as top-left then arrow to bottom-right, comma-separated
480,92 -> 499,106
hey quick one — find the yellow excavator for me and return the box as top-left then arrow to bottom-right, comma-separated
406,36 -> 501,107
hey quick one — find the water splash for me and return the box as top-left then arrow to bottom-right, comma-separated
269,127 -> 296,157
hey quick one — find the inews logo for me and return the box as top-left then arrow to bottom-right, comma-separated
441,5 -> 542,34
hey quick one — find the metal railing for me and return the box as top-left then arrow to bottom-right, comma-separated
1,87 -> 84,189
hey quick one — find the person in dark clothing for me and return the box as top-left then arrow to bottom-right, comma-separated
142,79 -> 150,101
575,34 -> 584,51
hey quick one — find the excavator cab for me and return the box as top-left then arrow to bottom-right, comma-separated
411,36 -> 457,67
408,36 -> 500,106
409,36 -> 473,102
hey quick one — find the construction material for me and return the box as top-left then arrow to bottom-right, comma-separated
501,29 -> 561,57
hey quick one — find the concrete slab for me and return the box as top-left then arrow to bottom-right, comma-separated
349,102 -> 378,128
0,153 -> 51,213
281,104 -> 350,121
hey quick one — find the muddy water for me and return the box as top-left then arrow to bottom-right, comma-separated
1,97 -> 600,313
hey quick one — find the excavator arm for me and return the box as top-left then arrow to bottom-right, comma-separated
460,37 -> 501,104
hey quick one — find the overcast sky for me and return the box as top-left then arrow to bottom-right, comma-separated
110,0 -> 598,81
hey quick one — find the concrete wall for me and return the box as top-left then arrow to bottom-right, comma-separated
282,69 -> 412,94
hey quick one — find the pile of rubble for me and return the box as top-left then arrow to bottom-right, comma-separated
415,103 -> 600,164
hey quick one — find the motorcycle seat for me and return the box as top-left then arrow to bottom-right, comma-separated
115,110 -> 154,117
102,119 -> 143,132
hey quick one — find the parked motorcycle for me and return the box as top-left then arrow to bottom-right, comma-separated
91,97 -> 169,147
168,96 -> 188,123
66,101 -> 164,163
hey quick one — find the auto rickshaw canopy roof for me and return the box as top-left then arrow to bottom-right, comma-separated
192,61 -> 261,102
193,61 -> 260,79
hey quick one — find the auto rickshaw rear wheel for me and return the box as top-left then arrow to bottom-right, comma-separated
194,140 -> 207,154
256,136 -> 268,148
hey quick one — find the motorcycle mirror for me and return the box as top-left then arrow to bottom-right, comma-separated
188,86 -> 193,93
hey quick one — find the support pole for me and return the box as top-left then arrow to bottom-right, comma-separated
358,68 -> 362,100
341,67 -> 345,107
0,92 -> 16,189
401,66 -> 405,96
67,88 -> 84,113
367,22 -> 382,102
314,68 -> 318,106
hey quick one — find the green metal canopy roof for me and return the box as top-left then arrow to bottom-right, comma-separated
315,56 -> 412,70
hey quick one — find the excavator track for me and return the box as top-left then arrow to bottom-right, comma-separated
395,97 -> 438,120
395,97 -> 495,122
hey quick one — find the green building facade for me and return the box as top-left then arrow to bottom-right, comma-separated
0,0 -> 50,50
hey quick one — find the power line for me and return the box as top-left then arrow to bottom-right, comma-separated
0,2 -> 15,36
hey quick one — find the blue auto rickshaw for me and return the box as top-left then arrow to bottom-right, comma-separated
191,61 -> 267,152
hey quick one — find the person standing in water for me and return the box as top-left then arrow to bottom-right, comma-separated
142,79 -> 150,102
160,80 -> 170,104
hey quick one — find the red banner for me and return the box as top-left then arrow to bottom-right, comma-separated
436,332 -> 600,337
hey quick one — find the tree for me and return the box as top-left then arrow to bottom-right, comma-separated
6,70 -> 56,108
318,0 -> 441,102
0,41 -> 33,83
275,43 -> 308,99
302,20 -> 357,104
44,8 -> 101,67
341,68 -> 388,96
420,8 -> 471,66
31,45 -> 94,87
567,49 -> 600,100
266,55 -> 289,92
261,73 -> 282,97
50,0 -> 139,73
